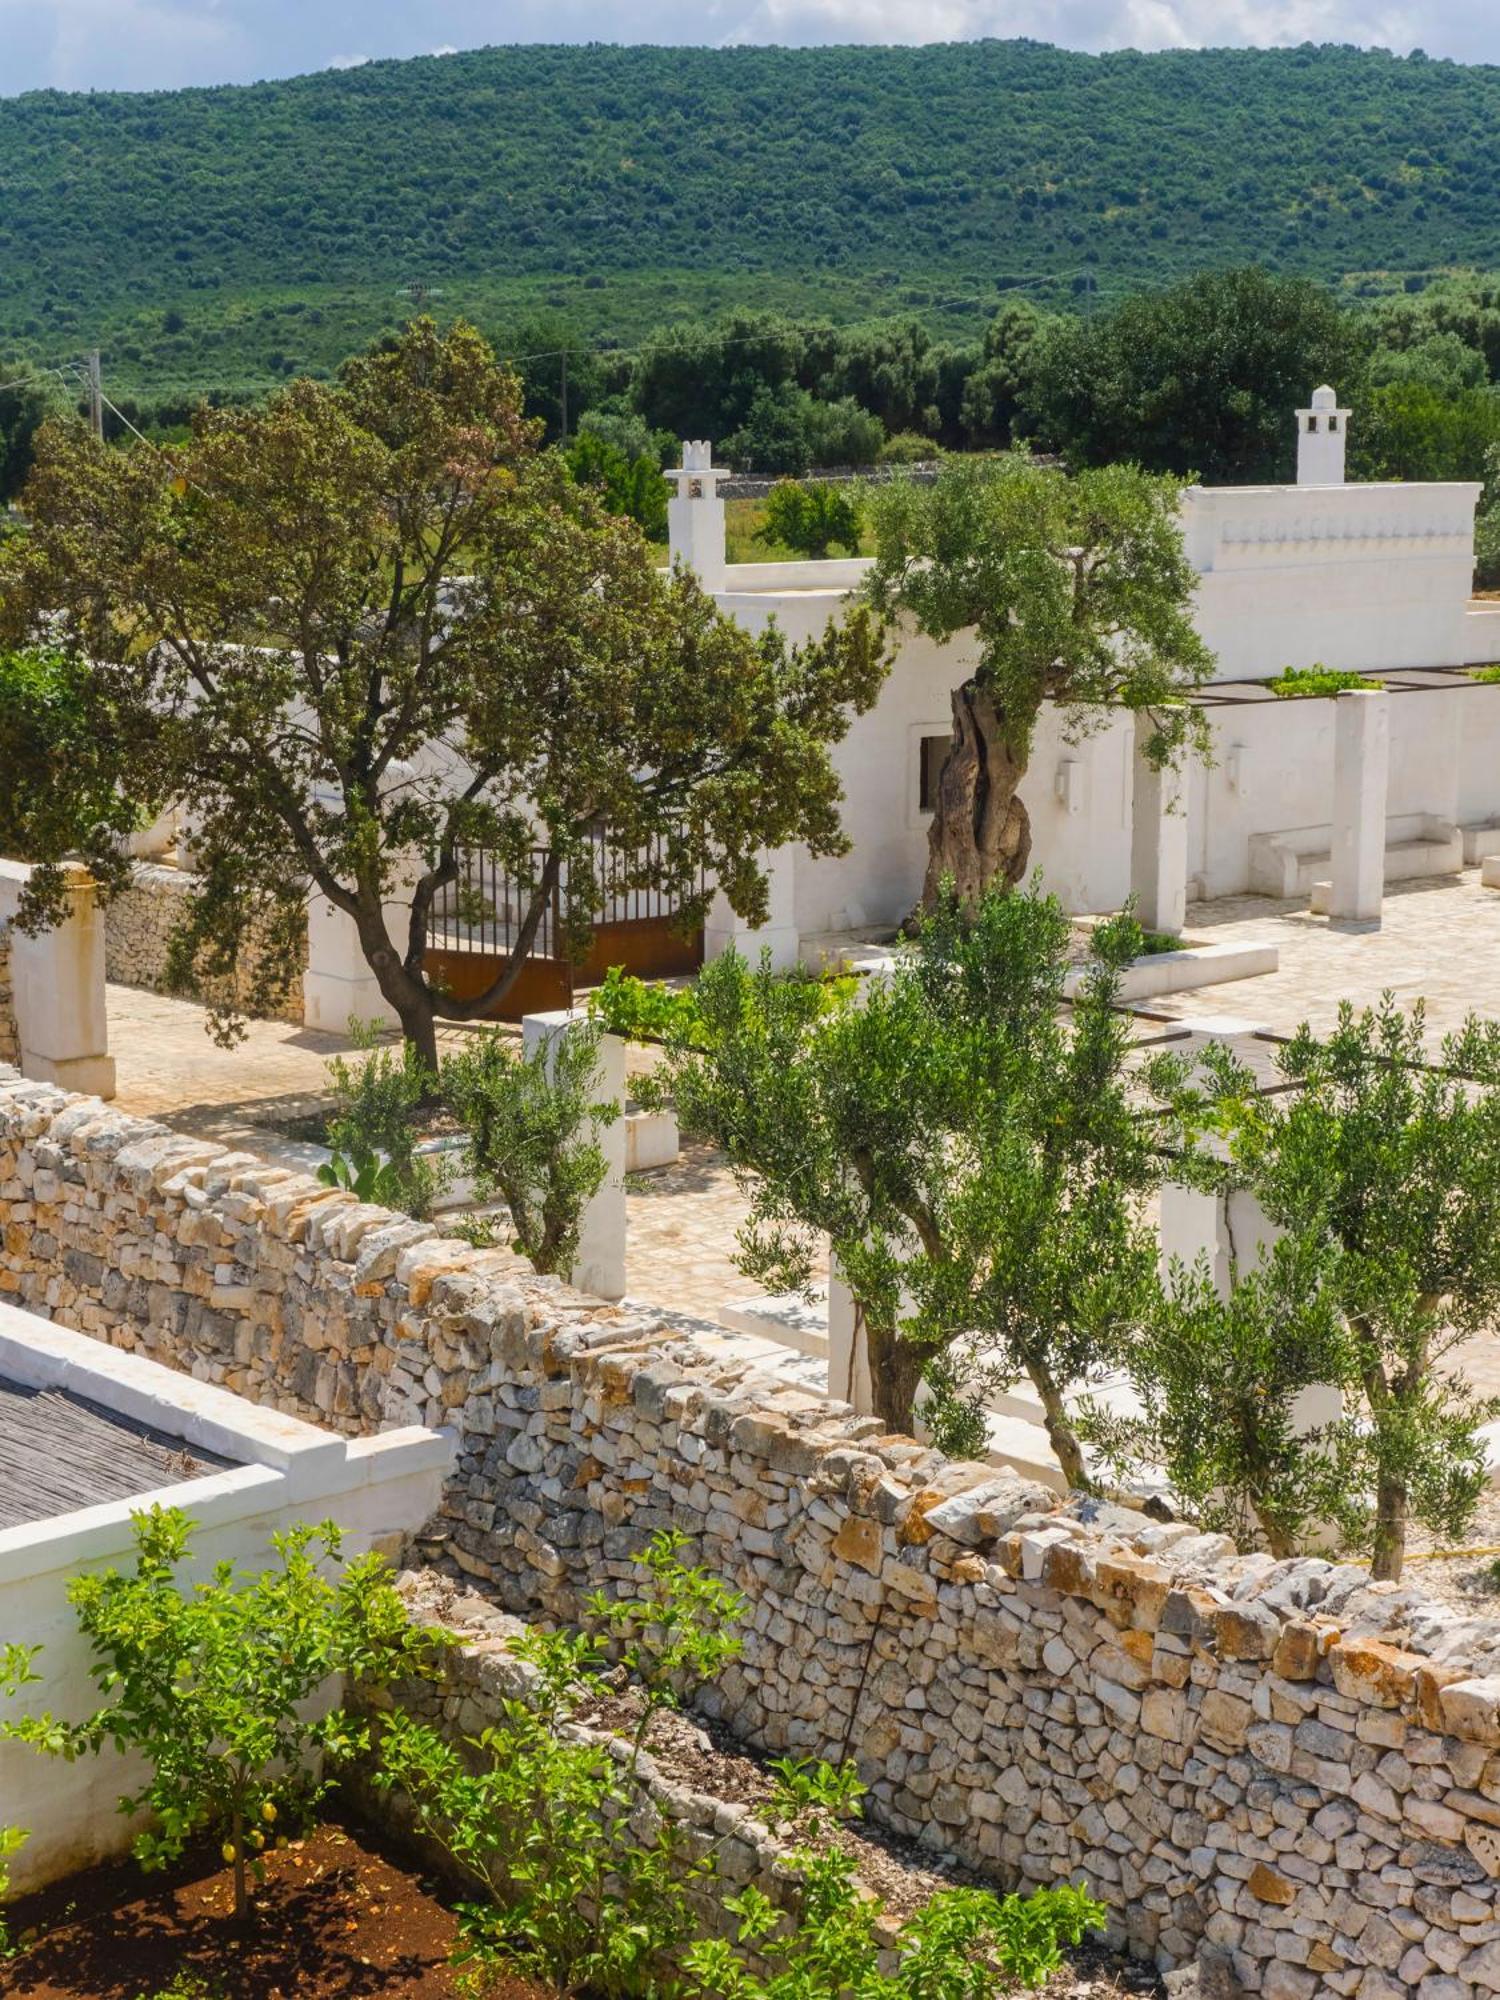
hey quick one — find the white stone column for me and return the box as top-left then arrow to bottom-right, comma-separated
1130,727 -> 1188,937
7,864 -> 115,1098
704,847 -> 802,972
303,893 -> 403,1033
521,1010 -> 627,1302
1329,688 -> 1389,924
1159,1179 -> 1339,1431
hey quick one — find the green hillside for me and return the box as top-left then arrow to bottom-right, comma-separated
5,39 -> 1500,399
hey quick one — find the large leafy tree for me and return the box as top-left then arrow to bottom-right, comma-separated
0,369 -> 51,506
1023,267 -> 1369,484
864,453 -> 1212,911
2,320 -> 886,1067
0,644 -> 141,929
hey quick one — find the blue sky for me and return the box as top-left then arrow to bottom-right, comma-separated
1,0 -> 1496,96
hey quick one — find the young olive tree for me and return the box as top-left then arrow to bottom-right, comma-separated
893,896 -> 1164,1485
0,1507 -> 443,1920
1181,1000 -> 1500,1581
3,318 -> 887,1068
759,479 -> 862,559
442,1020 -> 619,1275
656,889 -> 1163,1472
1079,1233 -> 1353,1557
863,453 -> 1212,911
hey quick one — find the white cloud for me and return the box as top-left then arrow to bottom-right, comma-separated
721,0 -> 1433,53
1,0 -> 1497,95
326,49 -> 371,67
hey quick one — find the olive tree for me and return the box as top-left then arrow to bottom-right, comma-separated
1167,1000 -> 1500,1581
655,890 -> 1163,1472
863,454 -> 1212,911
2,319 -> 887,1067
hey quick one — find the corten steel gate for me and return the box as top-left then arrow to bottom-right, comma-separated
424,827 -> 705,1020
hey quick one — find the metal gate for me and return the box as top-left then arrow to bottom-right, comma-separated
423,827 -> 705,1020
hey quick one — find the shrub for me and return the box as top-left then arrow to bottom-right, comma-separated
877,430 -> 941,464
0,1821 -> 25,1956
1471,662 -> 1500,683
759,479 -> 863,559
586,1528 -> 744,1769
1267,665 -> 1383,698
0,1508 -> 445,1919
588,965 -> 711,1047
320,1024 -> 447,1217
682,1852 -> 1105,1998
376,1618 -> 699,1994
442,1021 -> 618,1275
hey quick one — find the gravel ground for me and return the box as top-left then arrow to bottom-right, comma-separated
1405,1487 -> 1500,1613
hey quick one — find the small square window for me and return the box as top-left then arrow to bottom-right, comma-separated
1306,415 -> 1317,432
1328,415 -> 1339,433
918,734 -> 950,813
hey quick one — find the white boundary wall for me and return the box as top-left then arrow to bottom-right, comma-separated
0,1307 -> 453,1892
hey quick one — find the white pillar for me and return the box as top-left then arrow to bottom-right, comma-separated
704,847 -> 801,972
1329,688 -> 1389,924
303,893 -> 403,1033
521,1010 -> 627,1302
1159,1179 -> 1339,1431
1130,729 -> 1188,937
7,864 -> 115,1098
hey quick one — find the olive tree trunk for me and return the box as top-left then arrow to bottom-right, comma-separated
920,678 -> 1032,912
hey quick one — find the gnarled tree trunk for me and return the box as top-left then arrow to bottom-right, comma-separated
920,678 -> 1031,912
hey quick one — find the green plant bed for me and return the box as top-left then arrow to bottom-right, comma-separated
1267,665 -> 1383,698
1136,929 -> 1201,956
1471,663 -> 1500,684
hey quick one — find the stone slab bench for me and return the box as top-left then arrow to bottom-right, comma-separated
1249,813 -> 1463,899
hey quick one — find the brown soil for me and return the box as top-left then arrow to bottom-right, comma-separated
0,1815 -> 545,2000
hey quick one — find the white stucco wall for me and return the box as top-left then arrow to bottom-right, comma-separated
0,1309 -> 453,1894
1183,680 -> 1500,899
1182,483 -> 1482,681
695,461 -> 1500,935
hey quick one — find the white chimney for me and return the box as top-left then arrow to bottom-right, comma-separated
667,440 -> 728,593
1296,385 -> 1349,487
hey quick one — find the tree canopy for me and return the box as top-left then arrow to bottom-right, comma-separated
1,319 -> 887,1064
864,454 -> 1213,908
7,41 -> 1500,405
1023,269 -> 1370,484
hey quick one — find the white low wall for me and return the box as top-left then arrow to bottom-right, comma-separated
0,1308 -> 453,1892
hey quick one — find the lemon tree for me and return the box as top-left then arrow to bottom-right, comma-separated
0,1507 -> 444,1917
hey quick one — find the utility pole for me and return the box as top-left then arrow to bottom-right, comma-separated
86,350 -> 103,442
559,348 -> 569,447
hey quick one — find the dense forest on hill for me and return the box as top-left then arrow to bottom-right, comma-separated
5,39 -> 1500,399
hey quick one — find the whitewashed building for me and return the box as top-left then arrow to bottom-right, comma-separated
669,396 -> 1500,960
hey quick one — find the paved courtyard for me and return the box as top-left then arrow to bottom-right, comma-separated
105,866 -> 1500,1337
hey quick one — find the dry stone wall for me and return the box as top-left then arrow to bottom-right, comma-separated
104,861 -> 306,1024
11,1066 -> 1500,1993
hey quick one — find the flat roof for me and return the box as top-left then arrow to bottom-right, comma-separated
0,1376 -> 233,1530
